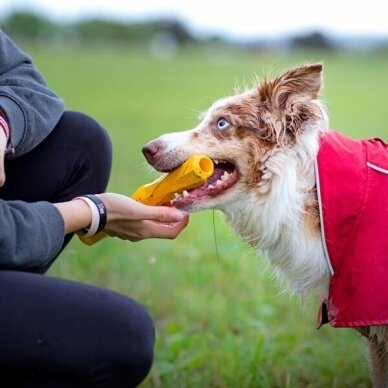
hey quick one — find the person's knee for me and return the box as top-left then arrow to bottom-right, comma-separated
103,295 -> 155,387
121,306 -> 155,386
61,111 -> 112,168
57,111 -> 113,194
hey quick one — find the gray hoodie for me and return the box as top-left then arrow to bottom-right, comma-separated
0,29 -> 65,269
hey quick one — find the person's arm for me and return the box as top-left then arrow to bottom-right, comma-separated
55,193 -> 189,242
0,112 -> 65,269
0,199 -> 65,270
0,192 -> 188,270
0,29 -> 64,158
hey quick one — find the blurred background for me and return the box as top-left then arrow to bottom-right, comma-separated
2,0 -> 388,54
1,1 -> 387,386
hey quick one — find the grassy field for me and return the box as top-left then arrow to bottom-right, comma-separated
28,43 -> 388,387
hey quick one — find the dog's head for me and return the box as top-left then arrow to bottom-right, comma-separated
142,64 -> 328,213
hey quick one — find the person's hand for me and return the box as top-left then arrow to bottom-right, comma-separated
0,128 -> 7,187
97,192 -> 189,241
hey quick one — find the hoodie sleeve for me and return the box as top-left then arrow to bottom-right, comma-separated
0,199 -> 65,269
0,29 -> 64,157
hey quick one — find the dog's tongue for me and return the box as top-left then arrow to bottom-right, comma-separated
183,164 -> 233,197
168,160 -> 238,207
205,165 -> 226,185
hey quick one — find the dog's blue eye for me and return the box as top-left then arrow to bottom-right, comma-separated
217,118 -> 230,130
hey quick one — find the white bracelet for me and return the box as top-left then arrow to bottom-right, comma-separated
73,196 -> 100,237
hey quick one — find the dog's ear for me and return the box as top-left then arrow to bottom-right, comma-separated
258,63 -> 323,109
256,64 -> 324,142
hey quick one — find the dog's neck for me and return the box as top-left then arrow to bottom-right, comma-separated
222,129 -> 331,298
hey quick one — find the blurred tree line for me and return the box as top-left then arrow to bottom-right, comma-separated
0,11 -> 196,46
1,11 -> 387,52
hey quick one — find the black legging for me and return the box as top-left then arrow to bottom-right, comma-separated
0,111 -> 155,387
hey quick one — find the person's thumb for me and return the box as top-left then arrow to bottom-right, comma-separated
150,206 -> 187,223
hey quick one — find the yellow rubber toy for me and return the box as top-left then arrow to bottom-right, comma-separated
79,154 -> 214,245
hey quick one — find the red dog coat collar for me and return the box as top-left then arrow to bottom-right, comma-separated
316,131 -> 388,327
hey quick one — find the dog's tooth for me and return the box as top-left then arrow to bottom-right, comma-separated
214,159 -> 219,164
221,171 -> 230,181
183,190 -> 189,198
174,192 -> 182,199
208,184 -> 215,189
216,179 -> 223,186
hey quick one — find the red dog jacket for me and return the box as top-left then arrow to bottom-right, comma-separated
316,130 -> 388,327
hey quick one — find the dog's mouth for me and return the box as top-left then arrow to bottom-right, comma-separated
170,159 -> 239,208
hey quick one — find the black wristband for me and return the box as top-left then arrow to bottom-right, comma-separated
83,194 -> 107,234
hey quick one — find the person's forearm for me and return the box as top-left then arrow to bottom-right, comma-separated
54,199 -> 92,234
0,200 -> 65,269
56,192 -> 189,242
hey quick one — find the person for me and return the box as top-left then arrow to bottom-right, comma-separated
0,29 -> 189,387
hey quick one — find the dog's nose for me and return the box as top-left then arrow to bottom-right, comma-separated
142,140 -> 162,164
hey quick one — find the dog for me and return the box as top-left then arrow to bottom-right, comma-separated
141,64 -> 388,386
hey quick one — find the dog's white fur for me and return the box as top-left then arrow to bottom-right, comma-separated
143,64 -> 387,386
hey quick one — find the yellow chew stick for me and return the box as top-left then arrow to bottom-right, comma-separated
79,154 -> 214,245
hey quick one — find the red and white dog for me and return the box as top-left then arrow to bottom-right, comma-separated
142,64 -> 388,386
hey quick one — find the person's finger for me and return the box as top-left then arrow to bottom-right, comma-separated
138,217 -> 189,240
137,203 -> 188,223
105,214 -> 189,241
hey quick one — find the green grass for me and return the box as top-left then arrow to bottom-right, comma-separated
28,44 -> 388,387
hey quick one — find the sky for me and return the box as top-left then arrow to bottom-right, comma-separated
1,0 -> 388,40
